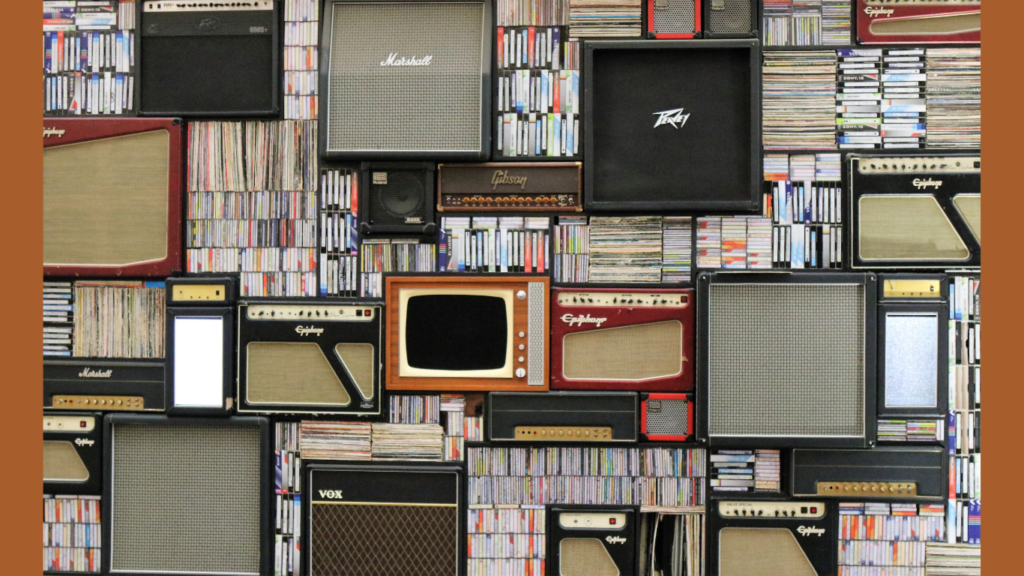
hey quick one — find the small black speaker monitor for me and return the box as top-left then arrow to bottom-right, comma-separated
584,40 -> 761,212
139,0 -> 279,116
359,162 -> 437,235
704,0 -> 757,38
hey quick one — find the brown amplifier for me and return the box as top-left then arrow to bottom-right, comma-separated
437,162 -> 582,212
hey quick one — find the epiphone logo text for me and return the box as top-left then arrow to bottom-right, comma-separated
492,170 -> 528,190
43,128 -> 66,138
295,326 -> 324,337
653,108 -> 691,129
913,178 -> 943,190
864,6 -> 895,18
605,536 -> 627,545
319,490 -> 344,499
78,368 -> 112,378
75,438 -> 95,447
561,314 -> 607,328
797,526 -> 826,537
381,53 -> 433,66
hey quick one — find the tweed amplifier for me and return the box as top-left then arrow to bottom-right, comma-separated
551,288 -> 694,392
708,500 -> 834,576
437,162 -> 583,212
44,412 -> 102,495
237,300 -> 383,416
641,393 -> 694,441
791,447 -> 948,501
488,392 -> 639,442
857,0 -> 981,44
646,0 -> 701,39
44,359 -> 166,412
550,507 -> 637,576
305,464 -> 462,576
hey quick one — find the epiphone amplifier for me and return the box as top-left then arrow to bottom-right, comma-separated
436,162 -> 583,212
646,0 -> 701,39
305,464 -> 462,576
584,40 -> 760,212
703,0 -> 756,37
850,155 -> 980,270
359,162 -> 437,235
549,507 -> 637,576
44,359 -> 166,412
103,415 -> 271,575
791,447 -> 948,501
857,0 -> 981,44
44,412 -> 102,495
698,272 -> 877,448
708,500 -> 834,576
641,393 -> 694,441
43,118 -> 183,277
139,0 -> 279,116
237,300 -> 383,416
551,289 -> 694,392
321,0 -> 491,160
487,392 -> 639,442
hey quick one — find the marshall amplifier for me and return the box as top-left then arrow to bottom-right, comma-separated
849,154 -> 980,270
44,359 -> 166,412
708,500 -> 834,576
237,300 -> 383,416
305,464 -> 462,576
488,392 -> 639,442
792,447 -> 948,502
44,412 -> 103,495
857,0 -> 981,45
704,0 -> 756,37
549,507 -> 637,576
437,162 -> 583,212
646,0 -> 701,39
551,289 -> 695,392
641,393 -> 694,441
321,0 -> 491,160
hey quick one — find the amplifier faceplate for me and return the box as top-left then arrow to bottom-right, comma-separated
515,426 -> 613,441
857,0 -> 981,44
437,162 -> 582,212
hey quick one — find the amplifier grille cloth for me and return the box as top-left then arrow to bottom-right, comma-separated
528,282 -> 546,386
247,342 -> 351,406
110,423 -> 260,574
952,194 -> 981,243
719,528 -> 817,576
870,12 -> 981,35
311,503 -> 457,576
560,538 -> 620,576
335,343 -> 375,400
43,440 -> 89,482
646,399 -> 689,435
708,284 -> 865,438
370,171 -> 425,224
859,196 -> 969,261
327,3 -> 483,153
653,0 -> 695,34
563,320 -> 682,381
43,131 -> 169,267
708,0 -> 751,34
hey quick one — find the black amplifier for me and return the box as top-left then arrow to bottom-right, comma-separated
791,447 -> 948,502
708,500 -> 834,576
43,359 -> 165,412
549,507 -> 637,576
44,412 -> 103,495
437,162 -> 583,212
487,392 -> 638,442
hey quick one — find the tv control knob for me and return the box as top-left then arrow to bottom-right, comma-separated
516,368 -> 526,378
517,290 -> 526,300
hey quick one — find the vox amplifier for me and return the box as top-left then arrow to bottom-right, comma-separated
437,162 -> 583,212
857,0 -> 981,44
708,500 -> 834,576
44,412 -> 102,495
550,507 -> 637,576
551,288 -> 694,392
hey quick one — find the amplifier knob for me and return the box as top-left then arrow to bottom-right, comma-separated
516,368 -> 526,378
486,197 -> 493,203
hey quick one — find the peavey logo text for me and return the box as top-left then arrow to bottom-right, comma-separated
864,6 -> 894,18
653,108 -> 691,129
78,368 -> 112,378
295,326 -> 324,337
561,314 -> 607,328
913,178 -> 942,190
797,526 -> 826,537
43,127 -> 65,138
319,490 -> 344,500
605,536 -> 627,545
381,53 -> 433,66
75,438 -> 95,447
492,170 -> 528,190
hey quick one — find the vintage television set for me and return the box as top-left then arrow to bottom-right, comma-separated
385,275 -> 550,391
857,0 -> 981,45
43,118 -> 183,277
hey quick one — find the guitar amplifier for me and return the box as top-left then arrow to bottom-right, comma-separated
488,392 -> 639,442
704,0 -> 756,38
44,359 -> 166,412
359,162 -> 436,235
708,500 -> 834,576
641,393 -> 694,441
437,162 -> 583,212
791,447 -> 948,502
549,507 -> 637,576
646,0 -> 701,39
44,412 -> 102,495
857,0 -> 981,44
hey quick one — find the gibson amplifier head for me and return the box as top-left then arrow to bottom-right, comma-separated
386,275 -> 550,392
584,40 -> 760,212
44,359 -> 166,412
305,464 -> 462,576
488,392 -> 639,442
704,0 -> 756,37
850,155 -> 980,270
104,415 -> 271,575
641,393 -> 694,441
139,0 -> 279,115
237,300 -> 383,416
698,272 -> 877,448
43,118 -> 183,277
44,412 -> 102,495
437,162 -> 583,212
791,447 -> 948,501
359,162 -> 437,235
708,500 -> 834,576
646,0 -> 701,39
321,0 -> 491,160
551,288 -> 694,392
857,0 -> 981,45
550,507 -> 637,576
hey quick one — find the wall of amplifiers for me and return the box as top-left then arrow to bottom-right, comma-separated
41,1 -> 981,575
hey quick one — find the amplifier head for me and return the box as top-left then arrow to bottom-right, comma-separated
359,162 -> 437,235
43,118 -> 183,278
104,415 -> 271,575
437,162 -> 583,212
708,500 -> 834,576
641,393 -> 693,441
321,0 -> 491,160
44,412 -> 102,495
488,392 -> 639,442
44,359 -> 166,412
791,447 -> 948,501
551,288 -> 694,392
237,300 -> 383,416
857,0 -> 981,44
550,507 -> 637,576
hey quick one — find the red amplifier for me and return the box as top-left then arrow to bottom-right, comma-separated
857,0 -> 980,45
551,288 -> 694,392
641,393 -> 694,441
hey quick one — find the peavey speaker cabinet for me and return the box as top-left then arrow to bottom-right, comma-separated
708,500 -> 834,576
321,0 -> 491,160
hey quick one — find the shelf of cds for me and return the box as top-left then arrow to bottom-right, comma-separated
283,0 -> 319,120
439,217 -> 551,274
273,423 -> 302,576
467,505 -> 546,576
318,167 -> 358,297
552,216 -> 692,284
43,495 -> 101,574
838,501 -> 946,576
948,274 -> 980,546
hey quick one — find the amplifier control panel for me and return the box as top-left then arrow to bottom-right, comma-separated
856,156 -> 980,174
53,395 -> 144,410
719,501 -> 827,519
44,415 -> 96,431
514,426 -> 613,441
440,194 -> 580,210
245,304 -> 376,321
171,284 -> 230,302
556,292 -> 689,307
559,512 -> 627,529
817,482 -> 918,496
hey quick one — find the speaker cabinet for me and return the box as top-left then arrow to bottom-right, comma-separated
704,0 -> 756,37
359,162 -> 437,236
641,393 -> 694,441
646,0 -> 701,39
44,412 -> 103,495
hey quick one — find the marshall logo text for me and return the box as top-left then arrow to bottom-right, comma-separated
492,170 -> 528,190
913,178 -> 943,190
561,314 -> 607,328
295,326 -> 325,337
318,490 -> 344,500
381,53 -> 433,67
797,526 -> 826,537
79,368 -> 113,378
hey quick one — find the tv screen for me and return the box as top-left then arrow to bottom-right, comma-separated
405,294 -> 508,371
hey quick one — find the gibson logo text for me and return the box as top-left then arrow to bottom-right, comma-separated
913,178 -> 943,190
295,326 -> 324,337
492,170 -> 528,190
75,438 -> 95,447
864,6 -> 894,18
797,526 -> 826,537
561,314 -> 607,328
653,108 -> 691,129
43,128 -> 65,138
605,536 -> 627,545
78,368 -> 112,378
381,53 -> 433,66
319,490 -> 344,499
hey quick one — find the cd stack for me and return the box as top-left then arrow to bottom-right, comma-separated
298,421 -> 372,461
588,216 -> 662,283
838,502 -> 946,576
882,48 -> 927,149
43,281 -> 74,357
763,153 -> 843,269
73,281 -> 165,358
948,275 -> 981,545
762,51 -> 838,149
467,506 -> 546,576
568,0 -> 642,38
371,424 -> 445,461
836,49 -> 882,149
661,217 -> 693,283
319,167 -> 358,297
821,0 -> 851,45
762,0 -> 851,47
709,451 -> 755,492
926,48 -> 982,149
695,217 -> 722,269
926,543 -> 981,575
283,0 -> 319,120
43,495 -> 101,573
274,422 -> 302,576
695,217 -> 771,270
878,419 -> 944,443
754,450 -> 782,491
439,217 -> 550,274
360,240 -> 436,298
552,216 -> 589,283
388,394 -> 477,461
